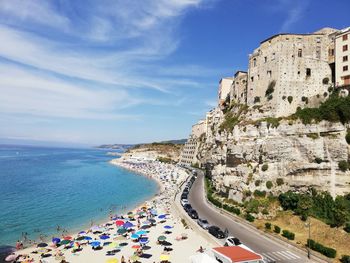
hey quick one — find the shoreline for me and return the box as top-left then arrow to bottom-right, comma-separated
7,155 -> 216,262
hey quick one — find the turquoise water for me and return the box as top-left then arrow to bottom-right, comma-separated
0,145 -> 158,248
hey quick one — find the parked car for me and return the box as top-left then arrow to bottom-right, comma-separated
188,209 -> 198,219
224,236 -> 253,252
181,199 -> 189,207
183,204 -> 192,213
208,226 -> 225,239
197,218 -> 210,229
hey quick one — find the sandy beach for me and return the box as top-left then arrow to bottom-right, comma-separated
8,156 -> 216,263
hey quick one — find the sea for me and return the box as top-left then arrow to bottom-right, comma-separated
0,144 -> 158,254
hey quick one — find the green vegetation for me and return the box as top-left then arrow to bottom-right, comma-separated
220,112 -> 239,132
266,181 -> 273,189
293,92 -> 350,124
287,96 -> 293,104
245,213 -> 255,222
181,218 -> 189,229
254,96 -> 261,103
259,117 -> 281,128
274,225 -> 281,234
156,157 -> 172,163
307,239 -> 337,258
282,95 -> 286,100
279,190 -> 350,227
314,157 -> 323,164
346,130 -> 350,145
265,80 -> 276,97
338,160 -> 349,172
306,133 -> 319,139
341,255 -> 350,263
261,163 -> 269,171
276,178 -> 284,186
344,222 -> 350,233
255,180 -> 261,187
301,96 -> 309,104
282,230 -> 295,240
253,190 -> 266,198
205,177 -> 222,208
223,204 -> 241,215
265,222 -> 271,230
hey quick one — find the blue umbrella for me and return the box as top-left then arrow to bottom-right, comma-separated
123,222 -> 134,229
158,215 -> 166,219
79,231 -> 86,235
143,220 -> 151,225
52,237 -> 60,244
84,236 -> 93,240
135,230 -> 147,236
90,241 -> 101,247
150,209 -> 157,215
164,225 -> 173,229
131,234 -> 139,239
139,238 -> 149,244
100,235 -> 110,240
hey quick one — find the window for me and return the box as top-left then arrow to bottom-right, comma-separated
344,56 -> 348,62
264,56 -> 267,63
344,66 -> 349,72
298,49 -> 302,57
343,45 -> 348,52
329,48 -> 335,56
316,37 -> 321,43
251,77 -> 254,82
306,68 -> 311,77
343,34 -> 348,41
267,70 -> 272,78
253,58 -> 256,67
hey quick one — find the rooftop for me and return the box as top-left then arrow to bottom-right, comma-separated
213,246 -> 262,263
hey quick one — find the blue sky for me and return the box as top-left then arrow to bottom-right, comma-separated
0,0 -> 349,146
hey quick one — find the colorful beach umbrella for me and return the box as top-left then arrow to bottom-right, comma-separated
123,222 -> 134,228
158,235 -> 166,241
60,240 -> 70,245
52,237 -> 61,243
135,230 -> 147,236
160,254 -> 170,261
131,245 -> 141,249
117,228 -> 127,234
90,241 -> 101,247
78,231 -> 86,235
37,242 -> 48,247
5,254 -> 17,262
108,242 -> 119,248
130,255 -> 139,262
143,220 -> 151,225
99,235 -> 110,240
75,236 -> 85,241
164,225 -> 172,229
115,220 -> 124,226
139,238 -> 149,245
158,214 -> 166,219
84,236 -> 92,241
130,234 -> 139,239
63,236 -> 72,240
106,259 -> 118,263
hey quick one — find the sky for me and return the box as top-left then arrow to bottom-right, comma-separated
0,0 -> 349,146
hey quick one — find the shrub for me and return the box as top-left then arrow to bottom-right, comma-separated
262,163 -> 268,172
265,222 -> 272,230
301,96 -> 307,102
328,86 -> 334,93
274,225 -> 281,234
262,208 -> 269,215
282,95 -> 286,100
282,230 -> 295,240
265,80 -> 276,97
324,92 -> 328,97
245,213 -> 255,222
255,180 -> 261,187
276,178 -> 284,186
344,222 -> 350,233
220,112 -> 239,132
254,190 -> 267,198
266,181 -> 273,189
340,255 -> 350,263
338,160 -> 349,172
287,96 -> 293,104
306,239 -> 337,258
314,157 -> 323,164
223,204 -> 241,215
323,77 -> 329,85
254,96 -> 261,103
307,133 -> 319,139
267,94 -> 273,101
346,130 -> 350,145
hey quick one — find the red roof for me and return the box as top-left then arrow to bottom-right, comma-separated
213,246 -> 262,263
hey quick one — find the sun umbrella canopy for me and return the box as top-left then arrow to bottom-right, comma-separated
135,230 -> 147,236
160,254 -> 170,261
149,219 -> 156,224
84,236 -> 92,240
108,242 -> 118,248
158,214 -> 166,219
131,245 -> 141,249
150,209 -> 157,215
78,231 -> 86,235
143,220 -> 151,225
164,225 -> 173,229
117,228 -> 127,234
123,222 -> 134,228
99,235 -> 110,240
115,220 -> 124,226
5,254 -> 17,262
130,234 -> 139,239
90,241 -> 101,247
60,240 -> 71,245
75,236 -> 85,241
158,235 -> 166,241
63,236 -> 72,240
139,238 -> 149,244
52,237 -> 60,243
130,255 -> 139,262
106,259 -> 118,263
37,243 -> 48,247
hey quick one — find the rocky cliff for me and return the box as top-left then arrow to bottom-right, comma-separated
197,105 -> 350,202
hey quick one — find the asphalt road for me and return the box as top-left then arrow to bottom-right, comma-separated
187,172 -> 317,263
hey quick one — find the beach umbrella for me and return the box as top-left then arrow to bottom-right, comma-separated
108,242 -> 119,248
75,236 -> 85,241
37,242 -> 48,247
127,211 -> 133,215
91,226 -> 102,231
106,259 -> 118,263
160,254 -> 170,261
150,209 -> 157,215
90,241 -> 101,247
135,230 -> 147,236
130,255 -> 139,262
149,218 -> 156,224
5,254 -> 17,262
60,239 -> 70,245
100,235 -> 110,240
52,237 -> 60,244
158,214 -> 166,219
78,231 -> 86,235
119,242 -> 128,247
123,222 -> 134,228
143,220 -> 151,225
63,236 -> 72,240
84,236 -> 92,241
117,228 -> 127,234
114,236 -> 126,241
37,248 -> 49,253
130,234 -> 139,239
115,220 -> 124,226
131,245 -> 141,249
158,235 -> 166,241
139,238 -> 149,245
164,225 -> 172,229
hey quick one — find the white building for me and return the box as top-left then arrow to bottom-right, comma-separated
335,27 -> 350,86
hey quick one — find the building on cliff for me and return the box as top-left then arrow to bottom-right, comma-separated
335,27 -> 350,87
218,77 -> 234,107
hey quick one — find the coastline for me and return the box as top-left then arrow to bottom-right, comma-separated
8,155 -> 215,262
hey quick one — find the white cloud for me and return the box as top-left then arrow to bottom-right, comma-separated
276,0 -> 309,32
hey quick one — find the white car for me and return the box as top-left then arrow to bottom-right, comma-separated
181,199 -> 189,207
197,218 -> 210,229
224,236 -> 253,252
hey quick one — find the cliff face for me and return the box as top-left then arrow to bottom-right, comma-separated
197,108 -> 350,202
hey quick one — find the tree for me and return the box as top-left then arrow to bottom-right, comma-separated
279,191 -> 300,210
296,195 -> 313,220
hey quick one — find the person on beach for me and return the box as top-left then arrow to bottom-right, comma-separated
16,240 -> 21,250
121,255 -> 126,263
197,246 -> 204,253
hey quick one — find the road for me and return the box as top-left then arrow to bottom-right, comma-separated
187,172 -> 318,263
